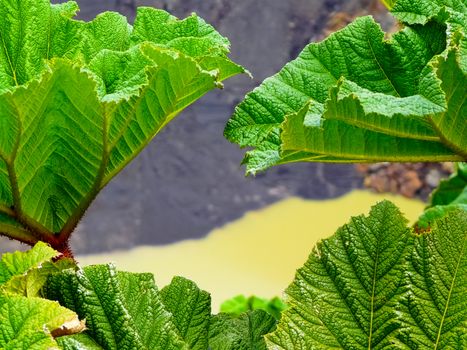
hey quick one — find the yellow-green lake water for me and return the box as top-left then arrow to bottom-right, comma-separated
78,190 -> 424,311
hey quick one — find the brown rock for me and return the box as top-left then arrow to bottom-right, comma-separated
399,171 -> 423,197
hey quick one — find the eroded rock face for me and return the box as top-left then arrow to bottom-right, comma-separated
2,0 -> 387,254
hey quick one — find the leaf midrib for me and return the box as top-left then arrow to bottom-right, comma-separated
368,239 -> 380,349
366,36 -> 400,98
58,102 -> 109,238
0,32 -> 18,87
328,111 -> 440,142
297,142 -> 461,162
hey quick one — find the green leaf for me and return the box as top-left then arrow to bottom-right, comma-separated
429,163 -> 467,207
0,0 -> 52,89
2,258 -> 76,297
266,202 -> 467,349
0,0 -> 243,246
46,264 -> 280,350
281,102 -> 456,163
2,332 -> 57,350
220,295 -> 287,320
391,0 -> 466,26
8,60 -> 104,235
45,264 -> 200,349
101,44 -> 222,182
397,209 -> 467,349
0,293 -> 81,349
161,276 -> 211,350
225,6 -> 466,174
324,79 -> 443,141
79,12 -> 132,63
418,204 -> 467,231
0,242 -> 58,285
267,201 -> 414,349
209,310 -> 277,350
0,242 -> 76,299
130,8 -> 230,55
429,42 -> 467,157
418,162 -> 467,228
57,334 -> 104,350
0,213 -> 35,246
0,244 -> 82,347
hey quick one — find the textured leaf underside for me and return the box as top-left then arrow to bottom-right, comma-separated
46,264 -> 185,349
209,310 -> 277,350
45,264 -> 221,350
397,210 -> 467,349
224,0 -> 466,174
267,201 -> 413,349
45,264 -> 279,350
266,202 -> 467,350
161,276 -> 211,350
0,0 -> 243,239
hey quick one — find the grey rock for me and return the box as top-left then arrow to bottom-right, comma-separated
426,169 -> 442,188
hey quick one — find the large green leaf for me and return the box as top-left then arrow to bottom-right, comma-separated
266,202 -> 467,349
45,264 -> 217,349
161,277 -> 211,350
397,210 -> 467,349
0,0 -> 243,246
209,310 -> 277,350
267,201 -> 413,349
429,163 -> 467,207
45,263 -> 284,350
429,39 -> 467,156
224,1 -> 466,174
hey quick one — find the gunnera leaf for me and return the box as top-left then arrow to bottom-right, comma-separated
0,243 -> 83,348
396,209 -> 467,349
0,241 -> 76,298
209,310 -> 277,350
0,294 -> 81,350
391,0 -> 466,27
267,201 -> 414,349
0,241 -> 58,285
267,202 -> 467,350
2,258 -> 76,298
224,0 -> 466,174
161,276 -> 211,350
45,264 -> 214,350
57,333 -> 105,350
0,0 -> 244,246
